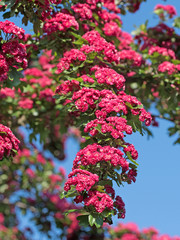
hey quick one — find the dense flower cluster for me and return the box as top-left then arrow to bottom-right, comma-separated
103,21 -> 121,37
84,117 -> 133,139
2,40 -> 27,68
94,68 -> 125,89
72,88 -> 100,112
0,20 -> 25,39
64,169 -> 99,192
84,190 -> 114,213
118,49 -> 143,67
82,30 -> 118,63
124,144 -> 138,160
18,98 -> 33,109
148,46 -> 176,59
72,143 -> 129,169
43,12 -> 79,35
71,3 -> 93,20
0,124 -> 20,160
114,195 -> 126,218
158,61 -> 178,75
56,80 -> 80,95
118,31 -> 133,50
53,21 -> 152,223
0,20 -> 27,82
57,49 -> 86,73
108,222 -> 180,240
154,4 -> 177,19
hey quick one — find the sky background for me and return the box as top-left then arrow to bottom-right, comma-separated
1,0 -> 180,237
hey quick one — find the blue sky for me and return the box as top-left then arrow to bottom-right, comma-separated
1,0 -> 180,237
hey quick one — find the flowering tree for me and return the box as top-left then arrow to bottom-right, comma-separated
0,0 -> 179,239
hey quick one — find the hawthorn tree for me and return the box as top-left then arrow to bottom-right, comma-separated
0,0 -> 179,239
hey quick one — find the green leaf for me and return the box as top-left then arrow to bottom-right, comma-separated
53,95 -> 60,99
77,215 -> 89,227
7,67 -> 23,88
98,179 -> 112,187
96,185 -> 105,192
3,11 -> 11,18
94,124 -> 102,132
64,209 -> 79,216
73,37 -> 86,46
173,17 -> 180,28
60,188 -> 77,199
0,0 -> 5,6
94,215 -> 103,228
5,0 -> 15,8
126,152 -> 139,166
88,215 -> 96,227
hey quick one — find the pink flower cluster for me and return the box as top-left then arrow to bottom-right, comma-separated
84,117 -> 133,139
64,169 -> 99,192
18,98 -> 33,109
114,196 -> 126,218
81,74 -> 95,83
154,4 -> 177,18
148,46 -> 176,59
72,143 -> 129,170
72,88 -> 100,112
102,0 -> 120,13
0,124 -> 20,160
24,67 -> 53,88
98,9 -> 122,23
118,49 -> 143,67
2,40 -> 27,68
52,13 -> 153,222
0,21 -> 27,82
158,61 -> 180,75
109,222 -> 180,240
43,12 -> 79,35
118,91 -> 152,126
57,49 -> 86,73
124,144 -> 138,160
0,20 -> 25,39
0,87 -> 15,98
84,190 -> 114,213
82,30 -> 118,63
0,54 -> 9,82
118,31 -> 133,50
95,68 -> 125,89
39,89 -> 54,102
103,21 -> 121,37
71,3 -> 93,20
56,80 -> 80,95
97,90 -> 128,117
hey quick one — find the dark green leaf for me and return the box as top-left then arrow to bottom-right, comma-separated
77,215 -> 89,227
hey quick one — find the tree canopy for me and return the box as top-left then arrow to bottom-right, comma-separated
0,0 -> 179,239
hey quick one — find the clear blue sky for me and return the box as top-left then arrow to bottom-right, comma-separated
2,0 -> 180,237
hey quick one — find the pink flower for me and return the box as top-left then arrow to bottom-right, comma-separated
26,168 -> 35,178
18,98 -> 33,109
64,169 -> 99,192
49,174 -> 62,184
43,12 -> 79,35
84,190 -> 114,213
148,46 -> 176,59
158,61 -> 176,75
0,124 -> 20,160
37,153 -> 46,164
